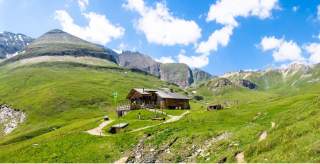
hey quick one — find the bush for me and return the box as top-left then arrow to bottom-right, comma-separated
193,95 -> 204,101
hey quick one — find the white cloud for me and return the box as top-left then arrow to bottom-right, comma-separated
206,0 -> 279,27
260,36 -> 283,51
55,10 -> 125,45
260,36 -> 304,63
196,25 -> 233,54
155,56 -> 175,63
124,0 -> 201,46
177,50 -> 209,68
78,0 -> 89,11
198,0 -> 279,54
305,43 -> 320,64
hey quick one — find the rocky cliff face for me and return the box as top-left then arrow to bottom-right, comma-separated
192,68 -> 213,83
117,51 -> 211,88
234,79 -> 257,89
118,51 -> 160,77
160,63 -> 194,88
0,31 -> 34,58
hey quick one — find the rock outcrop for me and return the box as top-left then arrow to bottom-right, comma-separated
234,79 -> 257,89
0,105 -> 26,135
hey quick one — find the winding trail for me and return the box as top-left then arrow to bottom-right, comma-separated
86,120 -> 113,136
130,110 -> 190,133
87,110 -> 190,136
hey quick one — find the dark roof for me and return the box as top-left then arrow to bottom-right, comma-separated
111,123 -> 128,128
132,88 -> 190,100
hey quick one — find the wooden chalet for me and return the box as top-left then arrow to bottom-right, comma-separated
127,88 -> 190,110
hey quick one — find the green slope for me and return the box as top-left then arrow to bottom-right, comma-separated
0,60 -> 320,162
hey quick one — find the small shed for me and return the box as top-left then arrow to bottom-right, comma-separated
109,123 -> 129,134
207,104 -> 224,111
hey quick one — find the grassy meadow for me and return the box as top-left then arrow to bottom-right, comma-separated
0,61 -> 319,162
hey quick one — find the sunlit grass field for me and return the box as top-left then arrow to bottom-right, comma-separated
0,62 -> 319,162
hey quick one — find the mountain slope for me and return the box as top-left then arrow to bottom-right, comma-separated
1,29 -> 118,64
0,31 -> 34,58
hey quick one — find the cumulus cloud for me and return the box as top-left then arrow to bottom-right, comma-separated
123,0 -> 201,46
155,56 -> 175,63
197,0 -> 279,54
305,43 -> 320,64
196,25 -> 233,54
178,50 -> 209,68
55,10 -> 125,45
78,0 -> 89,11
260,36 -> 283,51
260,36 -> 305,63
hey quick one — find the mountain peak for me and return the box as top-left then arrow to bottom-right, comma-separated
45,29 -> 66,34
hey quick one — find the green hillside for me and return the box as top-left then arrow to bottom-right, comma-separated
0,59 -> 319,162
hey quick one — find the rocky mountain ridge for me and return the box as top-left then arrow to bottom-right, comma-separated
0,31 -> 34,58
0,29 -> 212,88
117,51 -> 212,88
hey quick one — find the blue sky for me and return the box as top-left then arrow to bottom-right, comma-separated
1,0 -> 320,75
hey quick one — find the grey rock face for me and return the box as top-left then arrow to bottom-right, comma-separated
117,51 -> 212,87
209,78 -> 233,88
234,79 -> 257,89
192,68 -> 212,83
160,63 -> 194,88
118,51 -> 160,77
0,31 -> 34,58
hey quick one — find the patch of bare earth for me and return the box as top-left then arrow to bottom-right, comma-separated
235,151 -> 245,163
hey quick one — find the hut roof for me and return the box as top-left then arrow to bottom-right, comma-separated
111,123 -> 129,128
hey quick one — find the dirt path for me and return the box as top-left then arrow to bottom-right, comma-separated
130,111 -> 190,133
86,120 -> 113,136
164,111 -> 190,123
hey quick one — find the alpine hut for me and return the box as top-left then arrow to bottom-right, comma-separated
127,88 -> 190,110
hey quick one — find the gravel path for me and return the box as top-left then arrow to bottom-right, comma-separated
130,110 -> 190,133
86,120 -> 113,136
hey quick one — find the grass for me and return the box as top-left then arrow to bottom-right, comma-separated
0,61 -> 320,162
103,110 -> 167,133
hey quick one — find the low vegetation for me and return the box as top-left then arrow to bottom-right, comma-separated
0,61 -> 319,162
